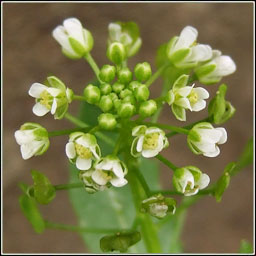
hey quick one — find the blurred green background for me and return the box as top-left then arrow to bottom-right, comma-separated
3,2 -> 253,253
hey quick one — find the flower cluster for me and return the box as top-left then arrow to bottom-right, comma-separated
15,17 -> 237,238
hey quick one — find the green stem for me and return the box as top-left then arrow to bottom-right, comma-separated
54,182 -> 84,191
64,112 -> 115,147
151,188 -> 213,196
65,112 -> 89,128
84,53 -> 102,83
166,117 -> 211,137
145,62 -> 170,87
73,95 -> 87,102
139,121 -> 189,135
124,153 -> 162,253
44,220 -> 132,234
112,135 -> 123,155
155,154 -> 178,171
48,128 -> 88,137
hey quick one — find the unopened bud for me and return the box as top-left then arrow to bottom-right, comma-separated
99,65 -> 116,83
84,84 -> 101,104
107,42 -> 126,64
100,83 -> 112,95
117,67 -> 132,84
134,62 -> 152,82
98,95 -> 113,112
134,84 -> 150,102
139,100 -> 157,117
112,82 -> 125,94
119,89 -> 133,99
118,102 -> 135,118
98,113 -> 117,130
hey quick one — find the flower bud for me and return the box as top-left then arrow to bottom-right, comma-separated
208,84 -> 235,124
134,62 -> 152,82
109,92 -> 118,101
118,102 -> 135,118
141,194 -> 176,219
122,95 -> 136,105
100,83 -> 112,95
83,84 -> 101,104
99,65 -> 116,83
107,42 -> 126,64
52,17 -> 93,59
117,67 -> 132,84
138,100 -> 157,117
14,123 -> 49,160
100,231 -> 141,253
134,84 -> 150,102
119,88 -> 133,99
112,82 -> 125,94
98,95 -> 113,112
128,81 -> 141,91
98,113 -> 117,130
113,99 -> 122,110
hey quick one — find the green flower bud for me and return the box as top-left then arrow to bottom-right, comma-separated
100,83 -> 112,95
30,170 -> 56,205
113,99 -> 122,110
118,102 -> 135,118
134,84 -> 150,102
99,65 -> 116,83
98,113 -> 117,130
134,62 -> 152,82
98,95 -> 113,112
208,84 -> 236,124
119,88 -> 133,99
141,194 -> 176,219
107,42 -> 126,64
109,92 -> 118,101
139,100 -> 157,117
122,95 -> 136,105
83,84 -> 101,104
128,81 -> 141,91
112,82 -> 125,94
100,231 -> 141,253
117,67 -> 132,84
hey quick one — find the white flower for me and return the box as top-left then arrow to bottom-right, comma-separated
167,26 -> 212,68
65,132 -> 101,171
14,122 -> 49,160
187,122 -> 227,157
195,50 -> 236,85
108,22 -> 142,57
141,194 -> 176,219
131,125 -> 169,158
29,76 -> 72,119
91,155 -> 128,187
167,74 -> 209,121
173,166 -> 210,196
52,17 -> 93,59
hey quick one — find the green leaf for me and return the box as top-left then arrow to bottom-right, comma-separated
19,194 -> 45,233
239,239 -> 253,253
31,170 -> 56,205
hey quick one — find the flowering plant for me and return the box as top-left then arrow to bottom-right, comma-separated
15,18 -> 252,253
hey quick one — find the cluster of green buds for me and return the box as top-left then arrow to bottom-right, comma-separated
14,17 -> 241,252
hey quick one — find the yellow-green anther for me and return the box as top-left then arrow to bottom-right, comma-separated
39,90 -> 53,109
143,133 -> 159,150
75,143 -> 93,159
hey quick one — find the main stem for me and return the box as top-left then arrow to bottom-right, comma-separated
124,152 -> 162,253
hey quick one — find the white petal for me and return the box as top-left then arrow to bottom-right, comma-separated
90,146 -> 101,160
174,26 -> 198,51
177,86 -> 193,97
99,160 -> 115,171
212,49 -> 222,58
212,56 -> 236,76
199,128 -> 223,143
197,173 -> 210,190
47,87 -> 62,97
110,177 -> 128,187
215,128 -> 227,144
14,130 -> 35,145
145,127 -> 162,134
175,97 -> 192,110
142,148 -> 159,158
136,136 -> 144,153
108,23 -> 122,41
20,141 -> 43,160
193,87 -> 209,99
91,169 -> 108,186
52,25 -> 78,56
65,142 -> 76,159
191,100 -> 206,112
76,137 -> 90,148
155,134 -> 164,152
32,103 -> 50,116
76,157 -> 92,170
189,44 -> 212,62
51,98 -> 58,115
184,187 -> 199,196
112,162 -> 124,178
28,83 -> 48,98
203,146 -> 220,157
63,18 -> 85,46
193,141 -> 216,154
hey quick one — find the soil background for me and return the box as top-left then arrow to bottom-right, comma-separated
2,2 -> 254,253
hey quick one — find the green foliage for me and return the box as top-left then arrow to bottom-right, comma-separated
239,239 -> 253,253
